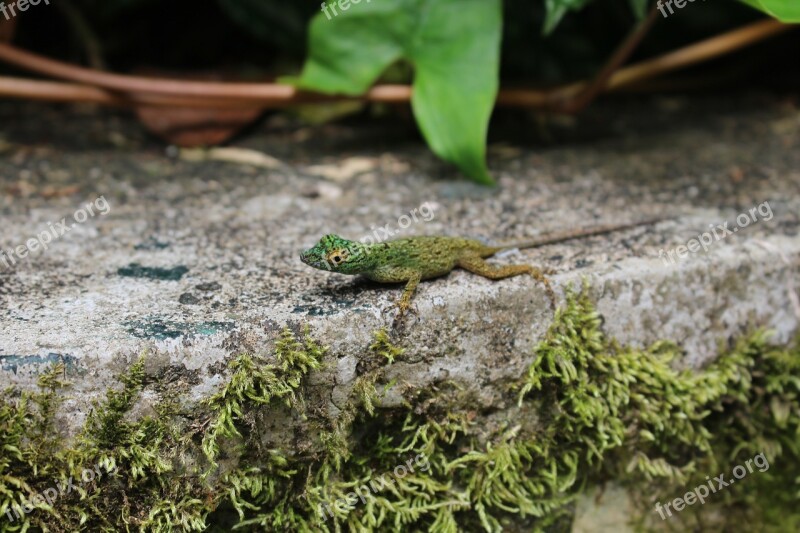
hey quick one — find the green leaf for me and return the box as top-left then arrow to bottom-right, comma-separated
627,0 -> 650,19
543,0 -> 650,35
739,0 -> 800,21
543,0 -> 592,35
291,0 -> 501,185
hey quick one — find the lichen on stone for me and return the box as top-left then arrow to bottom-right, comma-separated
1,288 -> 798,532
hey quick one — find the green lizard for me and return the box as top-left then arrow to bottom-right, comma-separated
300,220 -> 662,316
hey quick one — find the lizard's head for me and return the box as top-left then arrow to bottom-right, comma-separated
300,234 -> 369,274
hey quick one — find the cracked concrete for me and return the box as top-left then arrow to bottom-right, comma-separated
0,95 -> 798,439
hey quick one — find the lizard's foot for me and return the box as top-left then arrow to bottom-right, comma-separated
390,299 -> 418,330
529,267 -> 557,309
393,298 -> 417,318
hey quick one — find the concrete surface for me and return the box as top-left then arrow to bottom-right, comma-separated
0,95 -> 798,439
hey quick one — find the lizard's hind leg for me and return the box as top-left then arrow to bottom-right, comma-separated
457,254 -> 556,307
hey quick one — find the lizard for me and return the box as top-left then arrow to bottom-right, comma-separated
299,219 -> 664,316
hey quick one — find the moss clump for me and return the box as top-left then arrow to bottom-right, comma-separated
1,290 -> 798,532
515,283 -> 800,531
0,328 -> 328,532
202,327 -> 325,468
320,328 -> 401,470
1,365 -> 68,528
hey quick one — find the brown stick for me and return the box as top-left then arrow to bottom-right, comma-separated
0,41 -> 414,104
551,3 -> 661,113
0,76 -> 129,105
0,76 -> 271,108
0,19 -> 792,110
0,77 -> 414,108
603,19 -> 793,90
495,19 -> 792,109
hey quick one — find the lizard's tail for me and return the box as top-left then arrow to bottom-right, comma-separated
483,217 -> 668,256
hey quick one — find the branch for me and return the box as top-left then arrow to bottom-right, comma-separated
0,19 -> 792,110
551,3 -> 661,113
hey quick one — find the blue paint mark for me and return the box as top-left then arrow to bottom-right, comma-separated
125,318 -> 234,340
291,305 -> 330,317
0,353 -> 79,375
134,238 -> 171,251
118,263 -> 189,281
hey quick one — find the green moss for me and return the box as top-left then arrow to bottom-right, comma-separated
320,328 -> 400,470
202,327 -> 324,469
512,282 -> 800,531
1,290 -> 798,532
369,329 -> 404,365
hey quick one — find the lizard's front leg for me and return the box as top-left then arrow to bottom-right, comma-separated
457,254 -> 556,307
366,267 -> 423,317
396,272 -> 422,316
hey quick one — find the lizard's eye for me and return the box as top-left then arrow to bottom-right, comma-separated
327,249 -> 348,265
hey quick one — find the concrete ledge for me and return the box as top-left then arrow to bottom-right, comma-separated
0,96 -> 798,438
